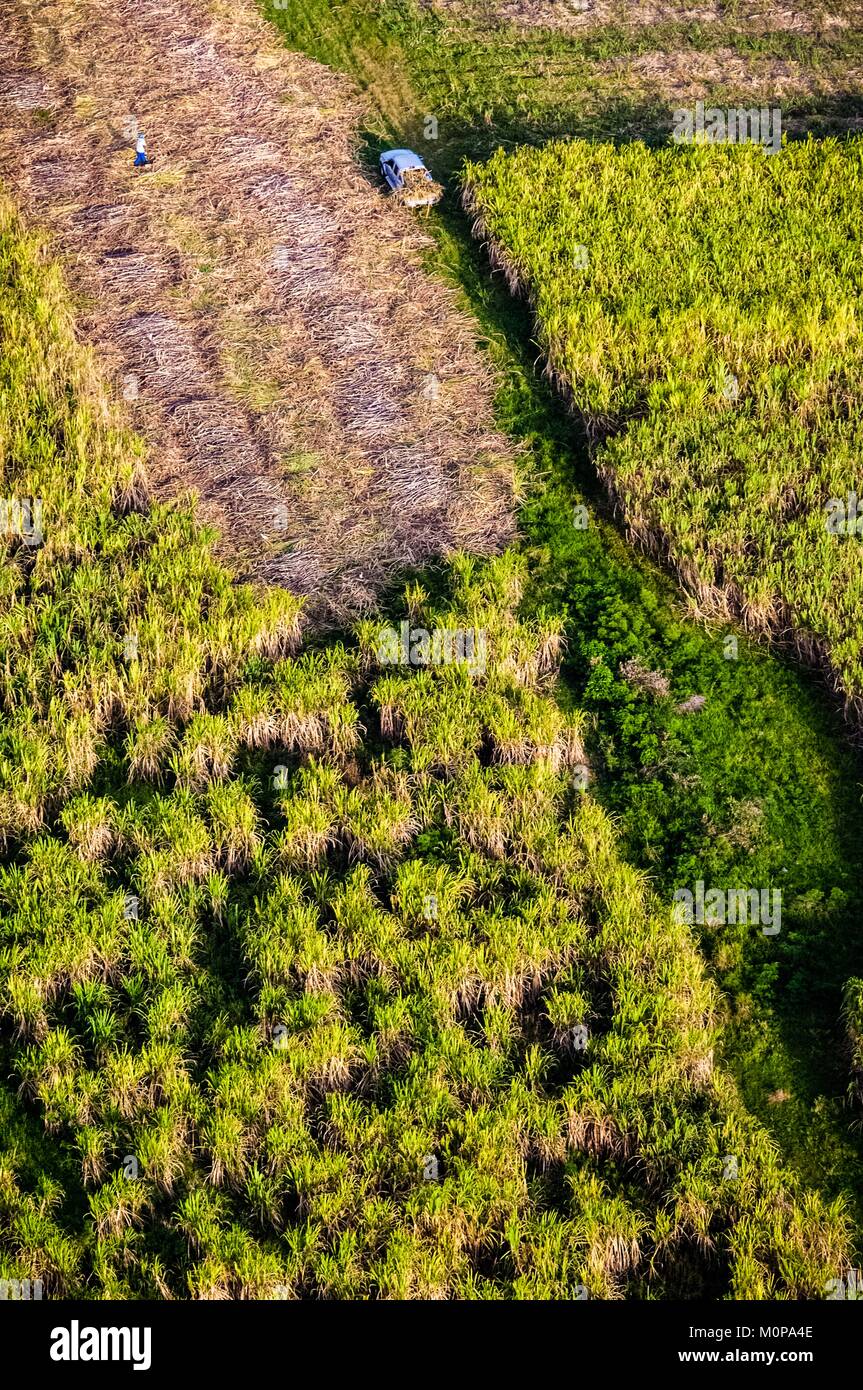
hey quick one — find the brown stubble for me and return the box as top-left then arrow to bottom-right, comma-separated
0,0 -> 515,622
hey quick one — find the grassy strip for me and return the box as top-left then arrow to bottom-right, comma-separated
270,0 -> 863,161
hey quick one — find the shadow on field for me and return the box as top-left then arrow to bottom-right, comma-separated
268,0 -> 863,1231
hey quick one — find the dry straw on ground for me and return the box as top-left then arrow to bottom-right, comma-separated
429,0 -> 863,35
597,46 -> 863,102
0,0 -> 514,621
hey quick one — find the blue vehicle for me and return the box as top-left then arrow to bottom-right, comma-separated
379,148 -> 441,207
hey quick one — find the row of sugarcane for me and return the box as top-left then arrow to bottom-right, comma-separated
462,134 -> 863,717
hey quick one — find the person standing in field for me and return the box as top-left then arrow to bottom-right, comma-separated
133,132 -> 152,170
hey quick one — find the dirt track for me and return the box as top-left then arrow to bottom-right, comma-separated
0,0 -> 514,619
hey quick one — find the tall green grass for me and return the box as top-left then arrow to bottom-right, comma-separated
464,137 -> 863,715
0,194 -> 853,1298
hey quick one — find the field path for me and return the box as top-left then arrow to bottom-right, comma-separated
0,0 -> 514,618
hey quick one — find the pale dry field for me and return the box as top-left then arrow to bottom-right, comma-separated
0,0 -> 515,619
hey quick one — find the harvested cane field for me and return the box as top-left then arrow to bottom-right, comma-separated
0,0 -> 514,620
464,136 -> 863,718
1,199 -> 852,1301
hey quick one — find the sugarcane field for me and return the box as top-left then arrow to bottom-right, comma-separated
1,0 -> 863,1367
